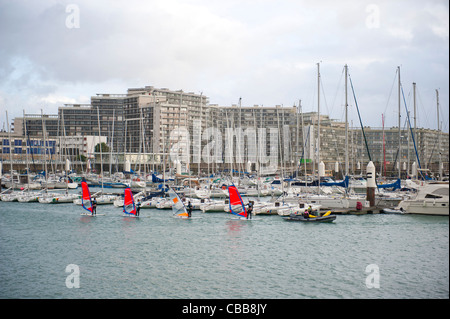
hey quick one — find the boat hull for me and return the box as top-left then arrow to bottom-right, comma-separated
284,214 -> 336,223
397,200 -> 449,216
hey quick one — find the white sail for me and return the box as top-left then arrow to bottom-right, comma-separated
168,187 -> 188,217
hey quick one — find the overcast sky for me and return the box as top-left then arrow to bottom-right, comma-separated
0,0 -> 448,132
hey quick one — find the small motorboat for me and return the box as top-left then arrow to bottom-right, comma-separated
283,211 -> 336,223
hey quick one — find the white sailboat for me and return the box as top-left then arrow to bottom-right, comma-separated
17,189 -> 44,203
200,198 -> 229,213
75,192 -> 117,206
0,188 -> 22,202
38,191 -> 80,204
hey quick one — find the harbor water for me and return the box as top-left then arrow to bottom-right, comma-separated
0,200 -> 448,299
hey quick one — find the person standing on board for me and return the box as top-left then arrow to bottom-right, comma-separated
92,197 -> 97,216
136,199 -> 141,217
247,201 -> 253,219
187,201 -> 193,218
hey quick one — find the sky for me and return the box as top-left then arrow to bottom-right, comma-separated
0,0 -> 448,132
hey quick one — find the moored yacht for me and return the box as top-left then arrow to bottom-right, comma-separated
396,182 -> 449,216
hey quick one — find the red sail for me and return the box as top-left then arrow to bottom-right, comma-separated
123,188 -> 136,215
228,185 -> 247,218
81,180 -> 93,213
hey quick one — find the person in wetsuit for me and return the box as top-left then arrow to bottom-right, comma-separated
187,201 -> 193,218
92,197 -> 97,216
247,201 -> 253,219
136,199 -> 141,216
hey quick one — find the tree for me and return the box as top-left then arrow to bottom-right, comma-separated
76,154 -> 87,162
94,142 -> 110,153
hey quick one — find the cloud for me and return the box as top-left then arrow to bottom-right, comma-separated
0,0 -> 448,132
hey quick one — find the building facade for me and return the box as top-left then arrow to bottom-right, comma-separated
4,86 -> 448,178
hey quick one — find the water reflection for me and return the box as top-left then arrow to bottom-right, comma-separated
222,220 -> 251,272
79,215 -> 95,223
225,220 -> 246,235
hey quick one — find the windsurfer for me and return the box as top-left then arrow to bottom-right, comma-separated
247,201 -> 253,219
136,199 -> 141,216
187,201 -> 193,218
92,197 -> 97,215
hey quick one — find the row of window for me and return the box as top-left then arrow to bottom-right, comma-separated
2,147 -> 55,154
2,139 -> 56,146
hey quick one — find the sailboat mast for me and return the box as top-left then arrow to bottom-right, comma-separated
23,110 -> 31,191
317,62 -> 321,190
110,109 -> 115,174
436,89 -> 442,180
296,99 -> 300,177
413,83 -> 417,143
198,92 -> 203,177
123,119 -> 127,174
162,123 -> 166,183
239,97 -> 242,180
41,109 -> 48,189
300,100 -> 307,181
413,82 -> 417,177
344,64 -> 349,177
61,108 -> 69,193
382,113 -> 386,177
138,108 -> 142,174
6,111 -> 14,188
96,106 -> 104,192
276,105 -> 284,197
397,66 -> 401,179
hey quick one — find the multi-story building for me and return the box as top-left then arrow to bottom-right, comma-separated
58,135 -> 107,160
0,130 -> 106,164
359,126 -> 449,177
0,130 -> 57,172
206,104 -> 299,172
13,113 -> 59,138
4,86 -> 448,178
124,86 -> 208,155
59,100 -> 124,156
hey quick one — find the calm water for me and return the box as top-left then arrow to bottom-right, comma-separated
0,200 -> 448,299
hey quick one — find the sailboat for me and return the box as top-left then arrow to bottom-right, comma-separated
123,187 -> 137,217
227,184 -> 257,220
38,188 -> 80,204
169,187 -> 200,219
80,179 -> 98,216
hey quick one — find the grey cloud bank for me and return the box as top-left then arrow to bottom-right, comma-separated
0,0 -> 448,132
